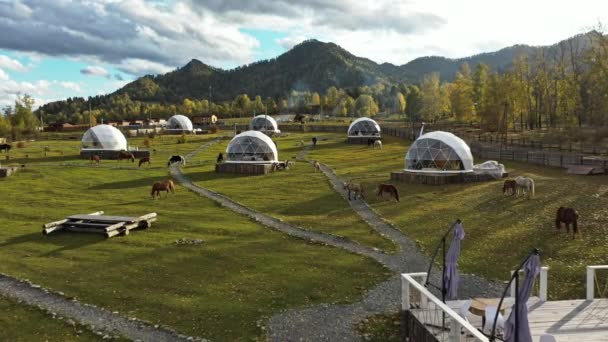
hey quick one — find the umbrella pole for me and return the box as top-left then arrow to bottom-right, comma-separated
515,272 -> 519,342
442,236 -> 446,332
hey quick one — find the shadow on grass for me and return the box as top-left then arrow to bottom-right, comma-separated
88,175 -> 171,190
0,231 -> 104,257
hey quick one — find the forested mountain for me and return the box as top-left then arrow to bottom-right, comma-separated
36,32 -> 598,124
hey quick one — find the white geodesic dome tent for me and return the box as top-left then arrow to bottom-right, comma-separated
250,115 -> 280,135
166,114 -> 193,131
226,130 -> 278,163
81,124 -> 127,151
405,131 -> 474,173
347,117 -> 381,137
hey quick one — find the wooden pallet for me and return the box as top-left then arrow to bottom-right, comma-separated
42,211 -> 157,238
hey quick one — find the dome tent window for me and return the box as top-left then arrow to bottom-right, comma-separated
405,131 -> 474,174
250,115 -> 280,135
81,124 -> 128,151
226,131 -> 278,163
166,114 -> 193,132
347,118 -> 381,137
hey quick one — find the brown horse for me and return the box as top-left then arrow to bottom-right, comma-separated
117,150 -> 135,162
138,156 -> 151,167
343,181 -> 364,200
90,154 -> 101,165
376,183 -> 399,202
503,180 -> 517,196
151,179 -> 175,198
556,207 -> 579,238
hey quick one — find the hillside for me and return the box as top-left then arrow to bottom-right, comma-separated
39,32 -> 594,115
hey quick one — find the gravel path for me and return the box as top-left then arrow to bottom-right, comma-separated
0,275 -> 206,342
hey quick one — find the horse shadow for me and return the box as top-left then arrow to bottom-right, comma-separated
89,175 -> 169,190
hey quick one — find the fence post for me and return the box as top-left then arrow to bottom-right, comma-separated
526,152 -> 529,162
401,275 -> 410,310
560,155 -> 563,168
586,267 -> 595,300
540,267 -> 548,302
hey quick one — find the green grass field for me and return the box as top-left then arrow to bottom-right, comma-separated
308,134 -> 608,300
2,129 -> 607,341
0,296 -> 103,342
0,133 -> 388,341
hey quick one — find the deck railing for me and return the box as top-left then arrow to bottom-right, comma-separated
586,265 -> 608,300
510,266 -> 549,301
402,272 -> 489,342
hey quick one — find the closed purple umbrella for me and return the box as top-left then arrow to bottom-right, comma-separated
504,254 -> 541,342
444,222 -> 465,300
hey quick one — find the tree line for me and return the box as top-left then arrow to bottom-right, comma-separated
3,31 -> 607,136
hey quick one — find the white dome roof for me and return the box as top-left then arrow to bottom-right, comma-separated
405,131 -> 474,172
250,115 -> 280,134
348,117 -> 381,137
225,130 -> 278,163
82,124 -> 127,151
167,114 -> 193,131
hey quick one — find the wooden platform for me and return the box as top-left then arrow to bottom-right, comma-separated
42,211 -> 156,238
565,164 -> 606,175
215,162 -> 274,175
414,298 -> 608,341
347,136 -> 381,144
390,171 -> 505,185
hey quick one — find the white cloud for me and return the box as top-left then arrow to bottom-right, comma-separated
59,81 -> 82,92
117,58 -> 173,75
80,66 -> 109,77
0,68 -> 8,81
0,55 -> 27,72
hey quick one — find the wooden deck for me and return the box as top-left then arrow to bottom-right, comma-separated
420,298 -> 608,341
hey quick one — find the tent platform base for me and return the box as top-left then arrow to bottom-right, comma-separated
216,163 -> 274,175
390,170 -> 507,185
80,150 -> 150,160
347,137 -> 381,144
0,166 -> 19,178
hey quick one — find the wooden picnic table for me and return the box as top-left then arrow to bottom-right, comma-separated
469,298 -> 507,317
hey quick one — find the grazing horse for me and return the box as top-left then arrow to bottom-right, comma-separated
343,181 -> 364,200
502,180 -> 517,196
376,183 -> 399,202
367,139 -> 374,147
138,156 -> 151,167
90,154 -> 101,165
313,160 -> 321,172
515,176 -> 535,198
216,152 -> 224,164
0,143 -> 11,153
151,179 -> 175,198
117,150 -> 135,162
556,207 -> 579,238
167,155 -> 186,167
312,137 -> 317,148
373,140 -> 383,150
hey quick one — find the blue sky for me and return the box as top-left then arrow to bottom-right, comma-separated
1,0 -> 607,108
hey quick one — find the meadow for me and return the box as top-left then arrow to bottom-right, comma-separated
1,129 -> 607,341
0,133 -> 387,341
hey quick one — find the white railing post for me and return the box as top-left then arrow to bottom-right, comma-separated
449,316 -> 462,342
402,274 -> 410,310
587,266 -> 595,300
540,267 -> 549,302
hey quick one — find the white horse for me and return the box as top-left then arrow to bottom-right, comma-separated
312,160 -> 321,172
373,140 -> 382,149
515,176 -> 535,198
